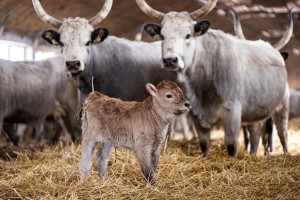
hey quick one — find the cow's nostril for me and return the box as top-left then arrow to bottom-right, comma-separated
163,57 -> 178,66
66,60 -> 81,69
184,102 -> 191,108
172,57 -> 178,65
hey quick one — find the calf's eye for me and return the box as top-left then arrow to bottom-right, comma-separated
166,94 -> 172,98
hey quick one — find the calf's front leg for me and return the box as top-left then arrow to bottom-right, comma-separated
134,146 -> 156,184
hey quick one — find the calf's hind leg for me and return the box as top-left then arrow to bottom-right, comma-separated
79,139 -> 98,178
96,143 -> 113,179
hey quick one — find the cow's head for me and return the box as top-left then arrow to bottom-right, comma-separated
33,0 -> 112,74
136,0 -> 217,71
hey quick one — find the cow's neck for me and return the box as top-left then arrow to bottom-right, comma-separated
177,38 -> 220,128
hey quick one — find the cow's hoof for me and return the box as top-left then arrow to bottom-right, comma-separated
227,144 -> 237,157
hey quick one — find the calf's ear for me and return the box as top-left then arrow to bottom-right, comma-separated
42,30 -> 61,46
194,20 -> 210,37
144,24 -> 164,40
91,28 -> 109,45
146,83 -> 157,97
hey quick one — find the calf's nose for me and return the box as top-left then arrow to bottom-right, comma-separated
66,60 -> 81,70
163,57 -> 178,67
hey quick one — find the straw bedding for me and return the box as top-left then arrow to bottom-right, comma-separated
0,120 -> 299,199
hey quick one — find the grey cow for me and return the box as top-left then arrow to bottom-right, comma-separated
32,0 -> 176,108
0,57 -> 81,143
137,0 -> 291,157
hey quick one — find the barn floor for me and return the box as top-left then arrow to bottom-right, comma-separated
0,120 -> 300,199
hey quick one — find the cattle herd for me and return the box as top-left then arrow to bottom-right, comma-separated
0,0 -> 296,184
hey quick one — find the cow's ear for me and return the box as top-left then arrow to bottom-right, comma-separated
144,24 -> 163,40
280,52 -> 289,61
194,20 -> 210,37
42,30 -> 61,46
91,28 -> 109,45
146,83 -> 157,97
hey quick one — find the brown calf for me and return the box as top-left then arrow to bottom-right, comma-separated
79,80 -> 191,184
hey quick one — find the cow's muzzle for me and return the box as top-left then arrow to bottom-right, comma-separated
66,60 -> 81,72
163,57 -> 178,67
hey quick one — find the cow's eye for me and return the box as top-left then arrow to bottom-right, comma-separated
85,41 -> 91,46
166,94 -> 172,98
60,42 -> 64,47
160,35 -> 164,40
185,34 -> 191,39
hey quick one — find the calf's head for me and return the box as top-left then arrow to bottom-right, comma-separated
136,0 -> 216,71
146,80 -> 191,121
33,0 -> 112,74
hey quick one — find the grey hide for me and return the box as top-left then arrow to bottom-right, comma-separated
70,36 -> 176,105
0,57 -> 81,143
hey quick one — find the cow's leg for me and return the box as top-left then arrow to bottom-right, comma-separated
224,104 -> 242,157
96,143 -> 113,179
191,116 -> 211,157
35,123 -> 45,142
242,126 -> 250,152
167,121 -> 175,140
246,123 -> 261,156
79,139 -> 98,178
3,124 -> 19,146
134,146 -> 155,184
273,106 -> 289,153
181,113 -> 190,140
265,117 -> 274,153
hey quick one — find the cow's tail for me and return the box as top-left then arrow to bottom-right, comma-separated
0,10 -> 14,35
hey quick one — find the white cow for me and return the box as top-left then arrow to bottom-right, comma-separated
137,0 -> 291,157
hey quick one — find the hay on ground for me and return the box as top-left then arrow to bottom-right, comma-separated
0,120 -> 299,199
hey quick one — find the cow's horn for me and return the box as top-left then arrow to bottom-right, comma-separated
190,0 -> 218,20
273,8 -> 293,50
0,10 -> 14,35
89,0 -> 113,26
32,0 -> 62,29
228,6 -> 245,40
136,0 -> 165,21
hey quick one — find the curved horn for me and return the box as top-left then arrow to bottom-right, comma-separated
32,0 -> 62,29
190,0 -> 218,20
228,6 -> 245,40
136,0 -> 165,21
89,0 -> 113,26
0,10 -> 14,35
273,8 -> 293,50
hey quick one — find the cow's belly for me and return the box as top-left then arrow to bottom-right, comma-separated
241,84 -> 287,123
